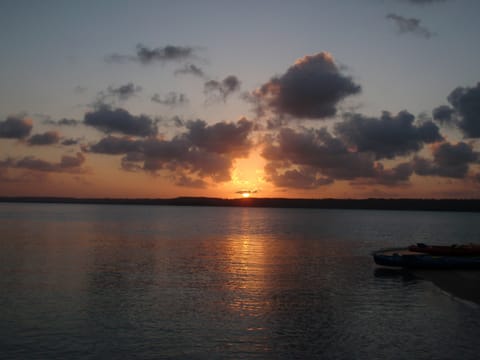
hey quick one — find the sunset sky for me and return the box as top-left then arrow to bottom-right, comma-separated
1,0 -> 480,199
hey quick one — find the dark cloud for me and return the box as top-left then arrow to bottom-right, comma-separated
413,142 -> 478,178
174,63 -> 205,78
151,92 -> 189,107
335,111 -> 443,159
185,118 -> 253,156
261,127 -> 422,189
204,75 -> 241,102
372,162 -> 413,186
89,135 -> 142,155
446,82 -> 480,138
265,164 -> 333,189
107,83 -> 142,101
235,190 -> 258,195
43,118 -> 80,126
141,137 -> 232,182
252,52 -> 361,119
88,118 -> 255,186
1,152 -> 86,173
121,152 -> 145,172
61,138 -> 80,146
0,116 -> 33,139
432,105 -> 455,125
84,106 -> 157,137
386,13 -> 435,38
27,131 -> 60,146
262,127 -> 376,185
106,44 -> 196,65
175,174 -> 207,188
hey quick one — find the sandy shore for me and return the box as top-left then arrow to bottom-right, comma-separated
413,270 -> 480,304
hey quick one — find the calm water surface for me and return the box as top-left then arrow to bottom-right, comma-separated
1,203 -> 479,359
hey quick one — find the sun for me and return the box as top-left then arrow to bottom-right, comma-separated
241,192 -> 251,198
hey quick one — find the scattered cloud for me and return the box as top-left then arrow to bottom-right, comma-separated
204,75 -> 241,102
84,106 -> 158,137
413,142 -> 478,178
262,127 -> 376,189
0,116 -> 33,139
106,83 -> 142,101
185,118 -> 253,156
372,162 -> 413,186
61,138 -> 81,146
446,82 -> 480,138
335,111 -> 443,159
174,63 -> 205,78
251,52 -> 361,119
432,105 -> 456,125
88,118 -> 255,186
27,131 -> 61,146
175,173 -> 208,188
106,44 -> 196,65
151,92 -> 189,107
0,152 -> 86,174
43,118 -> 80,126
89,135 -> 142,155
265,164 -> 334,189
386,13 -> 435,38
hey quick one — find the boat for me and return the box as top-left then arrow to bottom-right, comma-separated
372,246 -> 480,269
408,243 -> 480,256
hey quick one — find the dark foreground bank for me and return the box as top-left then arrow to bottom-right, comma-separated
414,270 -> 480,305
2,196 -> 480,212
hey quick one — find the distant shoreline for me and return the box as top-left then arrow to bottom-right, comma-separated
1,196 -> 480,212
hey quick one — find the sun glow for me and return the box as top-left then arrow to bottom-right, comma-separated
241,192 -> 251,198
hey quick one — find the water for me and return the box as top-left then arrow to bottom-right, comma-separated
0,203 -> 479,359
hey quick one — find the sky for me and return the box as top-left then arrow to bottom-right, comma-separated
1,0 -> 480,199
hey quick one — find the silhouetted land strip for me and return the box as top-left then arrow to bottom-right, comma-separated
1,197 -> 480,212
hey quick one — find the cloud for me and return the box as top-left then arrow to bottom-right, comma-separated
204,75 -> 241,102
261,126 -> 422,189
265,164 -> 334,189
432,105 -> 455,125
372,162 -> 413,186
61,138 -> 81,146
235,189 -> 258,195
43,118 -> 80,126
0,116 -> 33,139
106,83 -> 142,101
27,131 -> 60,146
174,174 -> 208,188
446,82 -> 480,138
88,118 -> 255,186
106,44 -> 196,65
174,63 -> 205,78
89,135 -> 142,155
185,118 -> 253,156
84,106 -> 158,137
413,142 -> 478,178
386,13 -> 435,38
0,152 -> 86,173
141,137 -> 233,182
252,52 -> 361,119
262,128 -> 376,185
335,111 -> 443,159
151,92 -> 189,107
